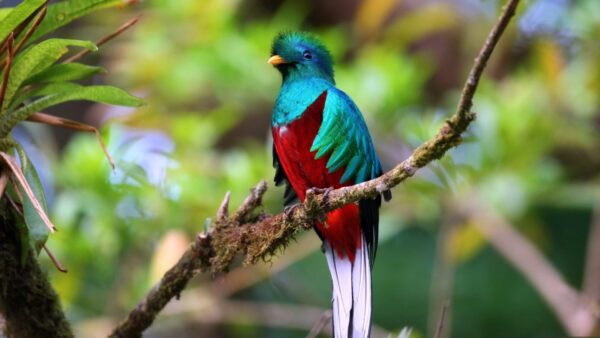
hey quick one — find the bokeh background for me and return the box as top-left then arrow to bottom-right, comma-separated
8,0 -> 600,336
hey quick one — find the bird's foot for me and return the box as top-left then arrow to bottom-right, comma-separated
310,187 -> 334,202
284,203 -> 302,219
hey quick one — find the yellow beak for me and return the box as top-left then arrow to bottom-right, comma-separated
268,55 -> 288,66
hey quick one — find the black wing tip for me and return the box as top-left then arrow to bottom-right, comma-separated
359,195 -> 381,265
383,189 -> 392,202
273,145 -> 299,207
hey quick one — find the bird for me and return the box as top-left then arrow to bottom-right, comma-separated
268,31 -> 391,338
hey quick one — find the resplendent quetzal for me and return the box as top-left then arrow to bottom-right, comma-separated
269,31 -> 391,338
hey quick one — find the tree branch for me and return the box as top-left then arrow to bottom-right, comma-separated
307,310 -> 332,338
459,197 -> 597,336
0,199 -> 73,337
584,202 -> 600,301
434,300 -> 451,338
110,0 -> 520,336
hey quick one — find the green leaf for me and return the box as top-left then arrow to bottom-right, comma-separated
27,0 -> 127,44
1,38 -> 97,111
0,8 -> 13,22
23,63 -> 103,85
1,85 -> 144,136
22,158 -> 49,255
0,0 -> 46,42
8,82 -> 83,111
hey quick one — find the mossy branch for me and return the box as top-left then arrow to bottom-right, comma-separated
0,199 -> 73,337
110,0 -> 520,336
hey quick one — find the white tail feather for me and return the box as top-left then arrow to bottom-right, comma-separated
325,241 -> 353,337
324,236 -> 372,338
352,237 -> 371,337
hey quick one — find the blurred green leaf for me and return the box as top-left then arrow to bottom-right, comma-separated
0,0 -> 45,42
2,38 -> 97,111
23,63 -> 103,85
448,221 -> 486,263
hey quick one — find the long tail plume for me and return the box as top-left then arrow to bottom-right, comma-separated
324,235 -> 372,338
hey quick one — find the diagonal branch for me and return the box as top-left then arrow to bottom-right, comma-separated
0,151 -> 55,233
109,0 -> 520,336
299,0 -> 520,213
12,7 -> 47,57
26,112 -> 115,170
583,203 -> 600,301
0,0 -> 48,58
459,197 -> 598,336
0,33 -> 14,110
307,310 -> 332,338
62,15 -> 140,64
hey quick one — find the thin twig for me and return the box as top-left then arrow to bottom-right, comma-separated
216,191 -> 231,220
110,1 -> 521,336
5,193 -> 23,219
232,180 -> 267,223
0,0 -> 47,58
434,300 -> 451,338
455,0 -> 519,119
0,169 -> 9,200
8,175 -> 22,202
0,152 -> 55,233
428,206 -> 456,338
307,310 -> 332,338
26,112 -> 115,170
0,33 -> 14,110
13,7 -> 47,55
43,245 -> 67,273
62,15 -> 140,64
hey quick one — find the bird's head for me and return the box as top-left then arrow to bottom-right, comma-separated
269,31 -> 334,84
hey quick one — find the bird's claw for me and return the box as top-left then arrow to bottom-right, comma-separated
284,203 -> 302,219
310,187 -> 334,202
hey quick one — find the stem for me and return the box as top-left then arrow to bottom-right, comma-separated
13,7 -> 47,56
62,15 -> 140,64
0,33 -> 14,111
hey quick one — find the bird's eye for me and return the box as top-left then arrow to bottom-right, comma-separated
303,50 -> 312,60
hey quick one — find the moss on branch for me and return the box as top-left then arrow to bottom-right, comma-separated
0,200 -> 73,337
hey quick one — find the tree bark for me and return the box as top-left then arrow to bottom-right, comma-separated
0,200 -> 73,337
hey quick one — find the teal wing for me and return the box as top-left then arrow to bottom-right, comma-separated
310,87 -> 390,263
310,87 -> 383,184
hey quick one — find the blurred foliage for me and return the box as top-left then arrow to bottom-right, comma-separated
0,0 -> 142,266
8,0 -> 599,336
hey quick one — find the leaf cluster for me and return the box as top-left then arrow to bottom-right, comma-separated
0,0 -> 142,264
